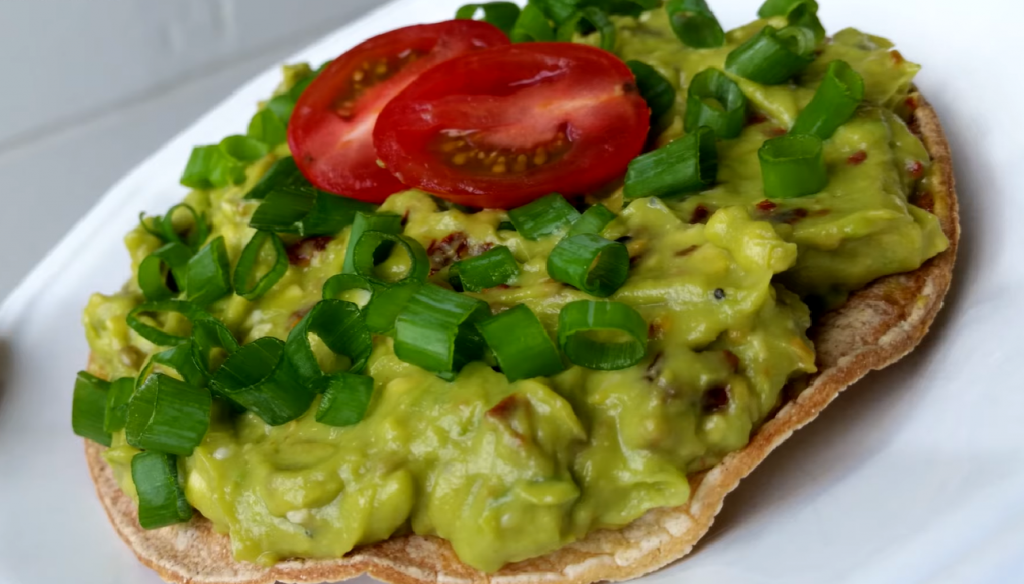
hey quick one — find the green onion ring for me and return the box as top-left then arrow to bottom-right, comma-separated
624,126 -> 718,200
322,273 -> 377,307
557,7 -> 616,52
685,68 -> 748,139
125,373 -> 212,456
548,234 -> 630,298
666,0 -> 725,48
127,300 -> 210,347
758,0 -> 818,18
725,25 -> 816,85
132,451 -> 193,529
394,285 -> 491,375
189,318 -> 240,377
244,156 -> 305,200
568,204 -> 617,237
557,300 -> 648,370
790,59 -> 865,139
152,342 -> 208,388
625,60 -> 677,125
342,211 -> 403,275
285,299 -> 373,385
455,2 -> 521,34
363,281 -> 423,336
476,304 -> 564,381
71,371 -> 112,447
508,193 -> 581,240
510,3 -> 555,43
758,133 -> 828,198
138,242 -> 193,301
352,231 -> 429,286
315,372 -> 376,427
160,204 -> 208,251
103,377 -> 135,434
186,236 -> 232,306
211,337 -> 317,426
450,246 -> 520,293
233,230 -> 288,301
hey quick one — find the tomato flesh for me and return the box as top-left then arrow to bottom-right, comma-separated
287,21 -> 509,203
374,43 -> 650,209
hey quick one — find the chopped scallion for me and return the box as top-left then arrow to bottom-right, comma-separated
568,204 -> 617,237
759,133 -> 828,198
558,7 -> 616,51
725,25 -> 816,85
103,377 -> 135,434
186,236 -> 232,306
71,371 -> 112,447
548,234 -> 629,298
685,68 -> 748,139
247,108 -> 287,148
285,299 -> 373,385
342,212 -> 403,275
131,451 -> 192,529
352,232 -> 429,286
450,246 -> 520,292
508,194 -> 581,240
138,242 -> 193,301
315,373 -> 375,427
125,373 -> 211,456
477,305 -> 564,381
233,231 -> 288,301
757,0 -> 818,18
558,300 -> 648,370
790,60 -> 864,139
244,156 -> 306,200
626,60 -> 677,125
666,0 -> 725,48
624,126 -> 718,200
510,3 -> 555,42
126,300 -> 210,347
211,337 -> 316,426
455,2 -> 521,34
190,318 -> 240,377
363,281 -> 422,335
322,273 -> 377,307
395,285 -> 491,375
250,186 -> 375,236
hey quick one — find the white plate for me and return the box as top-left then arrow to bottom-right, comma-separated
1,1 -> 1021,583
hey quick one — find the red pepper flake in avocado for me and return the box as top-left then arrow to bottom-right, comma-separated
756,199 -> 777,212
891,50 -> 905,65
764,126 -> 788,138
723,350 -> 740,371
702,385 -> 731,413
907,160 -> 925,179
690,204 -> 711,224
747,112 -> 768,125
905,95 -> 919,112
847,150 -> 868,165
286,236 -> 333,267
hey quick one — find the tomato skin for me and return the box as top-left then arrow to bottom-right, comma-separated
374,43 -> 650,209
288,21 -> 509,203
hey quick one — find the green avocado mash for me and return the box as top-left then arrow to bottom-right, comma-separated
84,7 -> 946,574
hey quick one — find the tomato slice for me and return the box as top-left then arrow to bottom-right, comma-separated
373,43 -> 650,209
288,21 -> 509,203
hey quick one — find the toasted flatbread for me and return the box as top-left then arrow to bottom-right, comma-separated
84,96 -> 958,584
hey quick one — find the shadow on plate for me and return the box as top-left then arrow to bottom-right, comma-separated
689,107 -> 984,554
0,336 -> 9,413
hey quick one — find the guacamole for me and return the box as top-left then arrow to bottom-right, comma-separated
84,8 -> 946,575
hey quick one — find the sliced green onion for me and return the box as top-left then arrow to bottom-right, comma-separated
247,108 -> 287,148
315,372 -> 375,427
790,60 -> 864,139
666,0 -> 725,48
758,0 -> 818,18
245,156 -> 305,200
220,134 -> 269,164
152,343 -> 208,388
342,212 -> 403,274
558,300 -> 648,370
127,300 -> 209,347
266,94 -> 297,126
190,318 -> 239,377
233,231 -> 288,301
548,234 -> 629,298
186,236 -> 232,306
508,194 -> 581,240
103,377 -> 135,433
250,186 -> 376,236
285,73 -> 317,103
211,337 -> 316,426
626,60 -> 677,124
352,232 -> 429,286
363,281 -> 422,335
456,2 -> 521,34
759,133 -> 828,198
497,220 -> 516,232
160,204 -> 209,252
787,2 -> 825,43
322,273 -> 376,307
71,371 -> 111,447
558,7 -> 616,52
180,145 -> 241,190
138,242 -> 193,301
477,305 -> 564,381
725,25 -> 816,85
395,285 -> 491,374
568,204 -> 616,237
139,212 -> 165,239
450,247 -> 520,292
125,373 -> 211,456
510,3 -> 555,43
286,299 -> 372,385
685,68 -> 748,139
131,451 -> 192,529
624,126 -> 718,200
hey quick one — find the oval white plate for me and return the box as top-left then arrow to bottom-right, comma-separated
1,1 -> 1021,583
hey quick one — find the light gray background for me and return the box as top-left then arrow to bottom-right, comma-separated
0,0 -> 383,300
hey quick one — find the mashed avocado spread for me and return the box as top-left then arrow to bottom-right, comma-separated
86,8 -> 947,574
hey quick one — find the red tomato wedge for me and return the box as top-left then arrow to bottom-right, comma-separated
287,21 -> 509,203
373,43 -> 650,209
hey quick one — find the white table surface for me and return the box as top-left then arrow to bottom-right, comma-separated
0,0 -> 384,301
